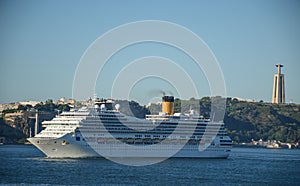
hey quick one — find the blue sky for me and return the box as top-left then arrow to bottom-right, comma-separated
1,0 -> 300,104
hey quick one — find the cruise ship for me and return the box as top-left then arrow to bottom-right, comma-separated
28,96 -> 232,159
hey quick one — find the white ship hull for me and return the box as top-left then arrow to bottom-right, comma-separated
28,133 -> 231,159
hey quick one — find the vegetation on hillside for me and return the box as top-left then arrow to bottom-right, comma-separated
224,98 -> 300,143
115,100 -> 150,118
33,99 -> 70,112
0,99 -> 70,143
1,98 -> 299,144
0,118 -> 26,143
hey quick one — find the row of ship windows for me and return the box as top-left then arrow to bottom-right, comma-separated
83,125 -> 225,131
81,125 -> 225,130
134,134 -> 168,138
220,140 -> 232,143
45,123 -> 78,126
87,115 -> 125,119
47,126 -> 71,128
99,117 -> 126,120
81,127 -> 222,133
41,132 -> 66,135
45,129 -> 73,132
91,143 -> 230,151
83,120 -> 223,127
99,114 -> 124,117
116,125 -> 222,129
80,130 -> 221,136
132,134 -> 202,139
36,140 -> 68,144
220,144 -> 232,146
82,127 -> 224,134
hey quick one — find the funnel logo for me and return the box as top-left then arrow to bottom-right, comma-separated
73,20 -> 226,166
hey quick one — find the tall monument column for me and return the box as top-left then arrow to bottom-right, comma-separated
272,64 -> 285,104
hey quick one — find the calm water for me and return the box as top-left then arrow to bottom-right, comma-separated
0,145 -> 300,185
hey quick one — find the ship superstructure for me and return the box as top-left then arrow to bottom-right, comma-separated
28,96 -> 232,158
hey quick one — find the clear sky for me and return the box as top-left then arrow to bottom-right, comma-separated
1,0 -> 300,104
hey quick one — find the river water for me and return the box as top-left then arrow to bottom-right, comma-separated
0,145 -> 299,185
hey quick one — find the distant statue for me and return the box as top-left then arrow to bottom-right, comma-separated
272,64 -> 285,104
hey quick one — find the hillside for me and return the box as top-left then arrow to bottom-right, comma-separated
1,98 -> 299,144
224,98 -> 300,143
0,118 -> 26,143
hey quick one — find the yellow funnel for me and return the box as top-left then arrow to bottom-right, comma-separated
162,96 -> 174,115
